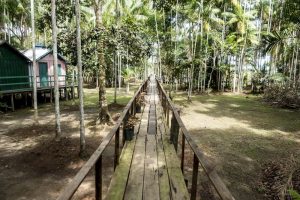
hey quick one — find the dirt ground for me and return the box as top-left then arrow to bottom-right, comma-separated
174,92 -> 300,200
0,87 -> 133,200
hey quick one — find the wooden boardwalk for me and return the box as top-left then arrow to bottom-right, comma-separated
106,77 -> 189,200
57,77 -> 235,200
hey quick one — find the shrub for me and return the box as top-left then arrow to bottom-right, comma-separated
263,85 -> 300,108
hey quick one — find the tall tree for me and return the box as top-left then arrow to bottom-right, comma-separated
75,0 -> 86,155
51,0 -> 62,140
93,0 -> 112,124
30,0 -> 38,117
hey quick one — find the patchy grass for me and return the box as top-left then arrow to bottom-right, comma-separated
0,84 -> 141,200
172,91 -> 300,200
63,84 -> 141,109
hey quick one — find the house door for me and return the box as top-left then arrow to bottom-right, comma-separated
39,62 -> 48,87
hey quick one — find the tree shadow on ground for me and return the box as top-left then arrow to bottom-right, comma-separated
174,94 -> 300,200
0,122 -> 116,200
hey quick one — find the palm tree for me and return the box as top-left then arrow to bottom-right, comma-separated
93,0 -> 113,124
75,0 -> 86,156
224,1 -> 258,92
30,0 -> 38,120
51,0 -> 62,140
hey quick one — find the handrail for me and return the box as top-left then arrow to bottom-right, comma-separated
0,75 -> 78,92
156,79 -> 235,200
57,80 -> 148,200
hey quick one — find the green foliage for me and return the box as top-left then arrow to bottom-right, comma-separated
288,190 -> 300,200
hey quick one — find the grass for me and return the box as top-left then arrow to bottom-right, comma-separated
2,83 -> 141,116
62,84 -> 140,109
170,90 -> 300,200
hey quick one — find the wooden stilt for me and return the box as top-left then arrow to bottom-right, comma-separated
50,89 -> 53,103
65,87 -> 68,100
31,92 -> 34,108
72,86 -> 75,99
11,94 -> 15,111
25,93 -> 28,106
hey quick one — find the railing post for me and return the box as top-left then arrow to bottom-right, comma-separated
170,109 -> 180,152
166,106 -> 170,127
114,128 -> 120,170
132,98 -> 136,116
191,154 -> 199,200
181,133 -> 185,173
122,112 -> 129,146
95,155 -> 102,200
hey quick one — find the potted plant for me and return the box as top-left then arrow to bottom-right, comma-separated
136,92 -> 146,113
124,115 -> 139,141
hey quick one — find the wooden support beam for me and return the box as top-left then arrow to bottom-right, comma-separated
181,133 -> 185,173
170,110 -> 180,152
10,94 -> 14,111
122,112 -> 129,146
95,155 -> 102,200
191,154 -> 199,200
65,87 -> 68,100
72,86 -> 75,99
114,128 -> 120,170
25,93 -> 28,106
50,89 -> 53,103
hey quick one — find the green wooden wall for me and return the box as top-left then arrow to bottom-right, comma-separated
0,44 -> 30,91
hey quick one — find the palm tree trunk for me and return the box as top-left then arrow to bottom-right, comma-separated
114,52 -> 117,103
51,0 -> 61,140
233,56 -> 237,93
154,10 -> 162,79
30,0 -> 38,118
75,0 -> 86,155
94,0 -> 112,124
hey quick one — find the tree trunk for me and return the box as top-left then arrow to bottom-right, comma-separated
154,10 -> 162,79
30,0 -> 38,118
126,82 -> 129,93
233,56 -> 237,93
114,52 -> 117,103
94,0 -> 112,124
51,0 -> 62,140
76,0 -> 86,155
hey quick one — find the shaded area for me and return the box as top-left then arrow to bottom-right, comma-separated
174,93 -> 300,199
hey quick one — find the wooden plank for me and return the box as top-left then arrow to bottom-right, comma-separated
57,81 -> 147,200
105,140 -> 136,200
156,133 -> 171,200
155,93 -> 189,200
156,80 -> 235,200
156,98 -> 189,200
156,99 -> 171,200
162,136 -> 189,200
143,135 -> 160,200
124,105 -> 149,200
148,104 -> 156,135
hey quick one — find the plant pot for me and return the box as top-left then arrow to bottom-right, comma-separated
136,105 -> 141,113
124,127 -> 134,141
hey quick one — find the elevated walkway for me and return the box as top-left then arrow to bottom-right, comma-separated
57,77 -> 235,200
106,77 -> 189,200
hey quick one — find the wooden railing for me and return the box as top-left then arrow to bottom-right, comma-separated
156,79 -> 235,200
0,75 -> 78,93
57,80 -> 148,200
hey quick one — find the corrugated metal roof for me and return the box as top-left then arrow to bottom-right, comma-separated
0,40 -> 32,62
23,47 -> 67,62
23,47 -> 50,61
